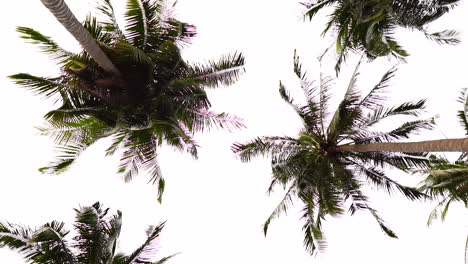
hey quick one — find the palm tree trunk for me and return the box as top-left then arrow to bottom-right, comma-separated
335,138 -> 468,152
40,0 -> 120,76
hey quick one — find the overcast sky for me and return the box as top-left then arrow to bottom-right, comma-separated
1,0 -> 468,263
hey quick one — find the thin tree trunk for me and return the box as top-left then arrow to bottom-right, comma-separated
335,138 -> 468,152
40,0 -> 120,76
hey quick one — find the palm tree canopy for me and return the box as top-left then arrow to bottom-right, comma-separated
10,0 -> 245,202
0,202 -> 175,264
303,0 -> 460,73
418,89 -> 468,232
232,51 -> 434,254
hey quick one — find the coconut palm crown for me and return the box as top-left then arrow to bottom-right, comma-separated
0,202 -> 174,264
232,52 -> 436,254
10,0 -> 245,202
303,0 -> 460,73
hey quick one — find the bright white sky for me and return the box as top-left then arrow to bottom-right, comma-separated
1,0 -> 468,263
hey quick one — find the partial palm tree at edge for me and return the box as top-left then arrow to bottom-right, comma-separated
0,202 -> 176,264
303,0 -> 460,73
418,88 -> 468,264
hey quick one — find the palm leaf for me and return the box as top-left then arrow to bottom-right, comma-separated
263,185 -> 296,235
9,73 -> 67,101
74,202 -> 109,264
16,27 -> 74,64
96,0 -> 126,40
303,0 -> 335,20
125,0 -> 164,49
125,222 -> 166,264
189,52 -> 245,88
423,29 -> 460,45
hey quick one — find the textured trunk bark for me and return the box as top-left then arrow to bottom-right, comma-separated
40,0 -> 120,76
335,138 -> 468,152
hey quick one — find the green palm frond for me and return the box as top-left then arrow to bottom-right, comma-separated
359,67 -> 397,110
457,88 -> 468,135
352,117 -> 435,144
125,222 -> 166,264
125,0 -> 164,49
74,202 -> 110,264
114,41 -> 154,65
303,0 -> 335,20
118,129 -> 159,182
189,52 -> 245,88
96,0 -> 126,40
183,110 -> 246,133
349,160 -> 426,200
16,27 -> 74,64
232,136 -> 300,162
361,100 -> 427,127
84,15 -> 113,45
31,221 -> 75,264
279,82 -> 323,137
9,73 -> 67,101
39,142 -> 93,174
263,185 -> 296,235
423,29 -> 460,45
0,222 -> 34,254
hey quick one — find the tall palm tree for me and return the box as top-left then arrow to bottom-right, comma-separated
10,0 -> 245,202
232,52 -> 467,254
0,202 -> 175,264
303,0 -> 460,73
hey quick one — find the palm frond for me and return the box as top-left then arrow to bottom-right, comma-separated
84,15 -> 112,45
359,67 -> 397,110
352,117 -> 435,144
183,110 -> 245,133
125,0 -> 164,49
8,73 -> 67,101
74,202 -> 109,264
125,222 -> 166,264
31,221 -> 75,264
232,136 -> 300,162
349,159 -> 426,200
457,88 -> 468,135
105,211 -> 122,263
423,29 -> 460,45
303,0 -> 335,20
39,141 -> 93,174
189,52 -> 245,88
263,185 -> 296,235
327,61 -> 364,141
301,202 -> 327,255
16,27 -> 74,64
0,222 -> 34,253
114,41 -> 154,65
95,0 -> 126,40
279,82 -> 323,136
367,206 -> 398,238
361,99 -> 427,128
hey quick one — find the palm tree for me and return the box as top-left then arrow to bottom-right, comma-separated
0,202 -> 175,264
232,52 -> 467,254
303,0 -> 460,73
10,0 -> 245,202
418,88 -> 468,264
